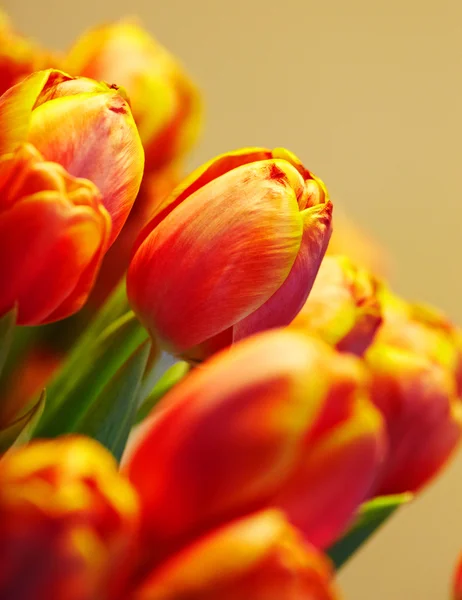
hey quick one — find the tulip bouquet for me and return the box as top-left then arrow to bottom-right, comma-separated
0,10 -> 461,600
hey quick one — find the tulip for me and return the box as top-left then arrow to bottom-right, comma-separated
124,329 -> 384,568
0,436 -> 139,600
127,147 -> 333,362
365,292 -> 462,494
290,255 -> 383,356
0,142 -> 111,325
0,68 -> 144,244
133,510 -> 339,600
65,20 -> 201,173
0,10 -> 61,95
453,552 -> 462,600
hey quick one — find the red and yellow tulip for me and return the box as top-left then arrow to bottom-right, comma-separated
0,143 -> 110,324
0,69 -> 144,244
65,20 -> 201,173
290,255 -> 382,356
124,329 -> 384,566
127,147 -> 333,362
365,292 -> 462,494
0,436 -> 139,600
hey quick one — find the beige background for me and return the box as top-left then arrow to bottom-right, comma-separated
4,0 -> 462,597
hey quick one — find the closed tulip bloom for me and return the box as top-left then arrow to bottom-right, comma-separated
0,436 -> 139,600
0,68 -> 144,243
134,510 -> 339,600
365,293 -> 462,494
65,21 -> 201,173
0,10 -> 61,95
127,147 -> 333,362
124,329 -> 384,567
290,255 -> 383,356
0,143 -> 110,324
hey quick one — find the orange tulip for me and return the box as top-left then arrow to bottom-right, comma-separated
0,68 -> 144,244
127,147 -> 333,362
0,10 -> 61,95
453,552 -> 462,600
0,143 -> 110,324
65,20 -> 201,173
365,292 -> 462,494
0,436 -> 139,600
133,510 -> 339,600
124,329 -> 384,568
290,255 -> 382,355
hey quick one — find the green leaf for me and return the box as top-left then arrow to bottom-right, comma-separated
136,360 -> 191,423
327,493 -> 413,569
34,311 -> 148,438
74,341 -> 151,462
0,307 -> 17,380
0,391 -> 45,453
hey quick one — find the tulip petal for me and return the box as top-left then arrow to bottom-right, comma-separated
133,510 -> 338,600
134,147 -> 273,252
27,91 -> 144,243
127,161 -> 303,354
275,395 -> 385,549
0,195 -> 106,324
0,70 -> 55,154
233,201 -> 333,341
367,344 -> 462,494
124,331 -> 331,565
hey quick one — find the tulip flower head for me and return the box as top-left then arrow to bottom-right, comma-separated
0,143 -> 110,324
453,551 -> 462,600
0,436 -> 139,600
66,20 -> 201,173
290,255 -> 383,356
125,329 -> 384,568
0,69 -> 144,244
127,147 -> 333,362
365,293 -> 462,495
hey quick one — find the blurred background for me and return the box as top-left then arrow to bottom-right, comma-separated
3,0 -> 461,597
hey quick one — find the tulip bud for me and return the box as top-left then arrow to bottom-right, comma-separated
133,510 -> 339,600
0,143 -> 111,324
0,68 -> 144,244
0,10 -> 61,95
127,147 -> 333,362
0,436 -> 139,600
124,329 -> 384,567
65,20 -> 201,173
365,293 -> 462,494
290,255 -> 383,356
453,552 -> 462,600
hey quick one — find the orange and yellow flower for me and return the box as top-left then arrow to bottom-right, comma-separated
0,143 -> 110,324
0,69 -> 144,244
127,147 -> 333,362
0,436 -> 139,600
290,255 -> 382,356
65,20 -> 201,173
124,328 -> 384,566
